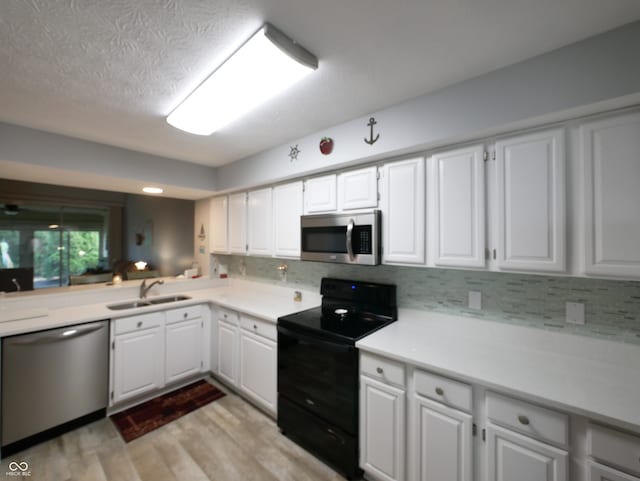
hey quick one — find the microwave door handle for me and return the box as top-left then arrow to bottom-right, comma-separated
346,219 -> 355,260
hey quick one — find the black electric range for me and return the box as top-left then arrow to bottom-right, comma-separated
277,278 -> 397,479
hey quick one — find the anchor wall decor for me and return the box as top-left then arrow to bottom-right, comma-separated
364,117 -> 380,145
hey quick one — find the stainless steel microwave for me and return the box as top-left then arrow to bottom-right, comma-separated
300,210 -> 381,265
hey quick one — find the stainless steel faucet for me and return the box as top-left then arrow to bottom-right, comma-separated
139,279 -> 164,298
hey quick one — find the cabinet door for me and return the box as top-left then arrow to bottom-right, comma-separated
166,318 -> 203,384
487,424 -> 568,481
209,196 -> 228,253
339,166 -> 378,210
381,157 -> 426,265
113,326 -> 164,404
412,396 -> 472,481
431,145 -> 485,268
228,192 -> 247,254
217,321 -> 238,386
588,461 -> 640,481
360,375 -> 406,481
273,181 -> 303,258
239,330 -> 277,413
247,187 -> 273,256
304,174 -> 337,213
582,112 -> 640,278
495,129 -> 565,272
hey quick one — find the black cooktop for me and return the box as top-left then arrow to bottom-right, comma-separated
278,278 -> 397,343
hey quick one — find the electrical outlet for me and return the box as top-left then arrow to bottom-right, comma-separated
469,291 -> 482,310
566,302 -> 585,325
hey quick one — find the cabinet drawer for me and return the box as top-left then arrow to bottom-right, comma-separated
414,369 -> 472,412
360,352 -> 405,388
240,315 -> 277,341
218,307 -> 239,325
588,424 -> 640,476
487,392 -> 569,447
588,461 -> 640,481
115,312 -> 164,335
166,304 -> 201,324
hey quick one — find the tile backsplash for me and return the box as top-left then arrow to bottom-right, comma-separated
212,255 -> 640,344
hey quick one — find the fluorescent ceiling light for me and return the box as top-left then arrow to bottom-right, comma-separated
166,23 -> 318,135
142,187 -> 163,194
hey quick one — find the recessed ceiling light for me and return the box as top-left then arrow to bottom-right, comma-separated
142,187 -> 163,194
166,23 -> 318,135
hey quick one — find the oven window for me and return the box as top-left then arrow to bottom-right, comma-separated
301,226 -> 347,253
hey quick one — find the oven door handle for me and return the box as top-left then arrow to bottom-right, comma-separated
278,326 -> 356,353
346,219 -> 355,261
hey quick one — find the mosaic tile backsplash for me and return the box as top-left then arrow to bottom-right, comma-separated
212,255 -> 640,344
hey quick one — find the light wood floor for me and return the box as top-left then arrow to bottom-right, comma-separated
0,379 -> 343,481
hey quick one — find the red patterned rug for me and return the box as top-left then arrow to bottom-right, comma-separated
110,379 -> 225,442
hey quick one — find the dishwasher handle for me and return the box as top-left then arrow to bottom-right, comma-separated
5,322 -> 108,346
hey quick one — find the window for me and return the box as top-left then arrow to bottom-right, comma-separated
0,204 -> 110,290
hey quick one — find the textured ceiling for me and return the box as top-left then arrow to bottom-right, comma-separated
1,0 -> 640,168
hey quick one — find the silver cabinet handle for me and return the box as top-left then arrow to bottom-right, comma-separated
183,312 -> 188,318
435,387 -> 444,396
137,321 -> 143,328
224,313 -> 228,318
253,324 -> 258,330
305,398 -> 315,406
346,219 -> 355,260
518,415 -> 530,425
376,367 -> 383,374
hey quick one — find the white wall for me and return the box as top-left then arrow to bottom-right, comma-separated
215,20 -> 640,191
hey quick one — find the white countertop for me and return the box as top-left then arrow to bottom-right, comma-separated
0,278 -> 320,337
357,308 -> 640,430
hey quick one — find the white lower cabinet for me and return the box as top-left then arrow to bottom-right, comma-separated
111,305 -> 208,407
411,395 -> 472,481
113,318 -> 165,404
166,318 -> 203,384
487,424 -> 568,481
217,319 -> 239,386
239,317 -> 277,414
360,375 -> 406,481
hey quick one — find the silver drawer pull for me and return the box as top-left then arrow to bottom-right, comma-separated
136,321 -> 143,328
183,312 -> 188,318
518,415 -> 530,426
254,324 -> 258,330
376,367 -> 383,374
435,387 -> 444,396
224,313 -> 228,318
305,398 -> 315,406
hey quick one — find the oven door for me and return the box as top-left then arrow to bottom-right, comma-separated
277,325 -> 358,435
300,211 -> 380,265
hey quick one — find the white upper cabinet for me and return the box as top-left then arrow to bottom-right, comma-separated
247,187 -> 273,256
209,196 -> 228,253
304,174 -> 337,213
495,129 -> 566,272
381,157 -> 426,265
431,145 -> 485,268
273,181 -> 303,258
228,192 -> 247,254
581,112 -> 640,278
338,166 -> 379,210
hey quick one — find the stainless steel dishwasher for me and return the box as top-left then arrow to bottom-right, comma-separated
2,320 -> 109,455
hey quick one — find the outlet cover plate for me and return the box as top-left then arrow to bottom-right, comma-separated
566,302 -> 585,325
469,291 -> 482,310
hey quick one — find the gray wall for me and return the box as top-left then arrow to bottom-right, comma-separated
124,194 -> 194,276
216,20 -> 640,191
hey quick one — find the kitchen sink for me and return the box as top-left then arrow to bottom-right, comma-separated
148,295 -> 191,305
106,295 -> 191,310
